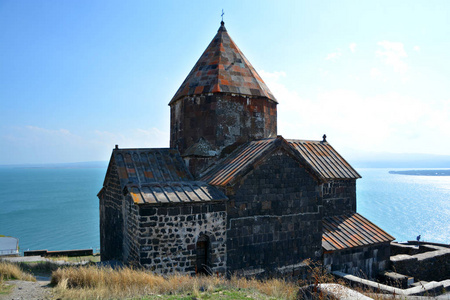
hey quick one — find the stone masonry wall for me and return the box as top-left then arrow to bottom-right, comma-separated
323,243 -> 391,279
226,149 -> 323,275
322,179 -> 356,217
138,202 -> 227,275
122,194 -> 140,265
170,94 -> 277,157
390,244 -> 450,281
99,160 -> 124,261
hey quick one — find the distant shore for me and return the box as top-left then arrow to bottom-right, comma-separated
389,169 -> 450,176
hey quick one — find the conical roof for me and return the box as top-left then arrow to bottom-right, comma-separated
169,22 -> 277,104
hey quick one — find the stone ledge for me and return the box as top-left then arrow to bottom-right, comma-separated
333,271 -> 447,296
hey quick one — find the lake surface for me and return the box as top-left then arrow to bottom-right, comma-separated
357,168 -> 450,244
0,167 -> 449,252
0,167 -> 103,252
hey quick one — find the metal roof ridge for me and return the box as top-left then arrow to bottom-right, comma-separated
289,142 -> 326,179
286,139 -> 323,143
201,139 -> 268,179
324,143 -> 362,179
209,139 -> 275,186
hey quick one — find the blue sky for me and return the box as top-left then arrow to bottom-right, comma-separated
1,0 -> 449,164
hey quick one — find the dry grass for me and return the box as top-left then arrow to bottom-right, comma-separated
228,275 -> 298,299
0,261 -> 36,282
17,260 -> 62,275
46,254 -> 100,263
51,265 -> 299,299
46,256 -> 70,262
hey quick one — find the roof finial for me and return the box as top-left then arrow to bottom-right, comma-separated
221,9 -> 224,23
322,134 -> 327,142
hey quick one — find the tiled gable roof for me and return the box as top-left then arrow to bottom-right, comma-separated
169,22 -> 277,104
113,148 -> 193,186
105,148 -> 226,204
322,213 -> 395,252
288,140 -> 361,180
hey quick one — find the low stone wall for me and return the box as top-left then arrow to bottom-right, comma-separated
333,271 -> 449,297
24,249 -> 93,257
323,243 -> 390,279
391,242 -> 435,256
390,243 -> 450,281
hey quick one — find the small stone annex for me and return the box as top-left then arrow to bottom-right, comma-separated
98,21 -> 394,279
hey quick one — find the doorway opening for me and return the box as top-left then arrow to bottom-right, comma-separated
196,234 -> 209,274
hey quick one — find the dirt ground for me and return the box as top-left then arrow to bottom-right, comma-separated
1,275 -> 52,300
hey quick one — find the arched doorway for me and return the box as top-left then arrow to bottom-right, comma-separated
196,234 -> 209,274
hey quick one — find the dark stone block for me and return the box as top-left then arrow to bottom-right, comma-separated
168,207 -> 180,216
140,207 -> 157,216
141,258 -> 153,265
158,207 -> 167,215
212,203 -> 226,211
181,206 -> 191,215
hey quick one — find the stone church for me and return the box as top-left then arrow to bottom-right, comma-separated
98,21 -> 394,278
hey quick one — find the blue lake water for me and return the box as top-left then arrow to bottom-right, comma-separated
0,167 -> 449,252
357,168 -> 450,244
0,167 -> 103,252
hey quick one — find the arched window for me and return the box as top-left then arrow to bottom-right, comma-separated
196,234 -> 210,274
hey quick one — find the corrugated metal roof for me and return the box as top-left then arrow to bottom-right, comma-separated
322,213 -> 395,252
169,21 -> 276,104
201,136 -> 360,186
288,140 -> 361,180
201,137 -> 285,186
127,182 -> 226,204
108,148 -> 226,204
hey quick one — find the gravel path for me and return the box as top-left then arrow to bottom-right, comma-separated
1,255 -> 95,300
0,276 -> 53,300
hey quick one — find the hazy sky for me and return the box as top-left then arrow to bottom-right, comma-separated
1,1 -> 449,164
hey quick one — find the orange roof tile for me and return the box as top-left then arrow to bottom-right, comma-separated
104,148 -> 226,204
169,22 -> 277,104
322,213 -> 395,251
288,140 -> 361,180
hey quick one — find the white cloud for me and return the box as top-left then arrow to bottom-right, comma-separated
260,70 -> 450,156
93,128 -> 169,149
20,126 -> 82,145
349,43 -> 357,53
257,70 -> 286,81
319,68 -> 329,77
370,68 -> 384,80
325,52 -> 341,60
376,41 -> 408,73
1,126 -> 169,164
25,126 -> 73,137
413,45 -> 420,52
